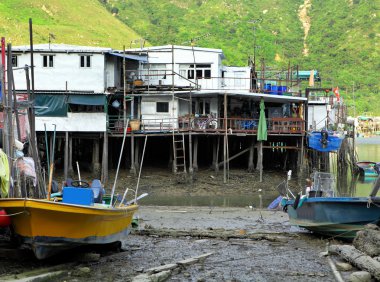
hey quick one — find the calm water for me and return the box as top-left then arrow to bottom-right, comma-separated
344,136 -> 380,197
141,137 -> 380,207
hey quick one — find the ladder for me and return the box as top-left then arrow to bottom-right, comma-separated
173,133 -> 187,174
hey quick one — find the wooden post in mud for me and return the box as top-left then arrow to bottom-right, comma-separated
256,141 -> 263,182
223,92 -> 227,183
134,137 -> 140,171
212,136 -> 219,172
64,131 -> 68,180
248,137 -> 255,172
298,136 -> 304,176
130,134 -> 136,175
188,133 -> 193,176
68,135 -> 73,176
101,132 -> 108,185
92,138 -> 100,176
193,136 -> 198,171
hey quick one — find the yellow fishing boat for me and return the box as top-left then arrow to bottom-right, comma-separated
0,197 -> 138,259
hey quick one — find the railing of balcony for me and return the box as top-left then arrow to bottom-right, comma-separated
123,69 -> 303,96
108,115 -> 305,135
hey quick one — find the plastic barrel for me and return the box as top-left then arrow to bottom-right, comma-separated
278,86 -> 287,95
264,83 -> 271,93
271,85 -> 278,95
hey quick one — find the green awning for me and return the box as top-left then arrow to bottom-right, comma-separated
67,95 -> 106,106
35,95 -> 68,117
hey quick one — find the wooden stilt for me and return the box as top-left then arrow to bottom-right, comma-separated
101,132 -> 108,185
215,136 -> 220,173
212,136 -> 218,171
248,137 -> 255,172
193,136 -> 198,171
189,133 -> 193,175
64,131 -> 68,180
130,134 -> 136,175
92,138 -> 100,177
256,141 -> 263,182
169,139 -> 174,171
134,137 -> 140,171
68,135 -> 73,176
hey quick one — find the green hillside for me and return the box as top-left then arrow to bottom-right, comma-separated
103,0 -> 380,115
0,0 -> 141,49
0,0 -> 378,115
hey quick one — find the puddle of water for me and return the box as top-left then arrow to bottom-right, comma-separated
140,192 -> 279,208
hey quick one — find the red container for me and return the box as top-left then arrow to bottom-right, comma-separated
0,209 -> 11,227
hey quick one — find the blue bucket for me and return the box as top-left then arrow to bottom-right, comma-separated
278,86 -> 287,95
264,83 -> 271,93
271,85 -> 278,95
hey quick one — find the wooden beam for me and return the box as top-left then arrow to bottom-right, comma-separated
218,147 -> 250,168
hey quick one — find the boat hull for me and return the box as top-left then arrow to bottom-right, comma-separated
0,198 -> 138,259
285,197 -> 380,240
356,161 -> 379,177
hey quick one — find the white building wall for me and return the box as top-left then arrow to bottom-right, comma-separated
222,66 -> 251,91
35,113 -> 107,132
308,104 -> 336,131
140,96 -> 178,128
138,46 -> 223,90
13,53 -> 107,92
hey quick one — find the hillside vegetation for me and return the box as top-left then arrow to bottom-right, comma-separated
103,0 -> 379,115
0,0 -> 378,115
0,0 -> 140,49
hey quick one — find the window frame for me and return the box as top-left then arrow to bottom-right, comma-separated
42,55 -> 54,68
156,101 -> 169,113
80,55 -> 92,68
11,55 -> 18,67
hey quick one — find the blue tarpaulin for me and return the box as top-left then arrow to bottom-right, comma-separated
35,94 -> 106,116
308,131 -> 344,152
68,95 -> 105,106
35,95 -> 68,117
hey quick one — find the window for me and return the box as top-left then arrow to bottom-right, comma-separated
11,55 -> 18,67
80,55 -> 91,68
43,55 -> 54,67
179,64 -> 212,80
188,69 -> 194,79
156,102 -> 169,113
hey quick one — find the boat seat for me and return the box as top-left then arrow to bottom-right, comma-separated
91,179 -> 105,203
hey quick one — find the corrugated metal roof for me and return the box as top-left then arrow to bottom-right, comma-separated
108,52 -> 148,62
12,44 -> 112,53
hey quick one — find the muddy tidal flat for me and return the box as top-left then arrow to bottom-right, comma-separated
0,206 -> 346,281
0,169 -> 358,281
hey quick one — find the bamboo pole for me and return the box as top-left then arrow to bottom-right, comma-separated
110,119 -> 129,207
223,92 -> 227,183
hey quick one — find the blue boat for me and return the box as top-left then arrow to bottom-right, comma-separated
308,131 -> 344,152
282,172 -> 380,240
355,161 -> 379,178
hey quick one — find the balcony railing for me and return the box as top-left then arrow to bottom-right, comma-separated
108,115 -> 305,135
120,68 -> 303,97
